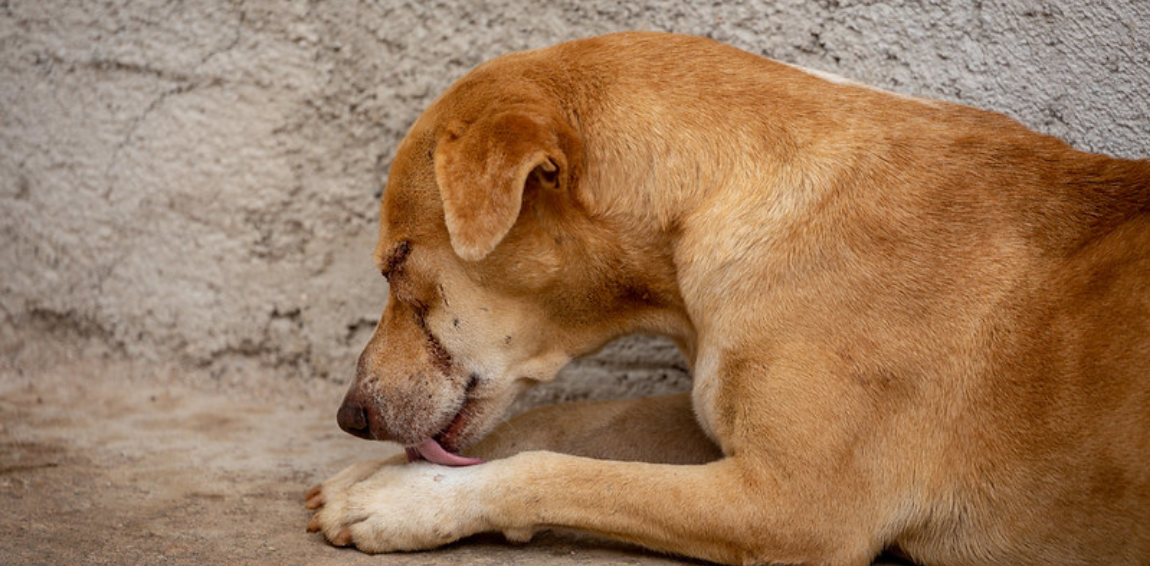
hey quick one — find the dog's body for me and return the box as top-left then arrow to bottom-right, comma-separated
306,33 -> 1150,565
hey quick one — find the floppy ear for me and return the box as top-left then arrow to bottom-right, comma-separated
433,110 -> 578,261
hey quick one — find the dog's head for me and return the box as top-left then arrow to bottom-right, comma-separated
336,56 -> 688,460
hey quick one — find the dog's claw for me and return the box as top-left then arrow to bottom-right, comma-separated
333,528 -> 353,547
304,483 -> 326,509
305,493 -> 325,510
304,484 -> 323,501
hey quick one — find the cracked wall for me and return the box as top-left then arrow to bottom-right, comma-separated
2,0 -> 1147,406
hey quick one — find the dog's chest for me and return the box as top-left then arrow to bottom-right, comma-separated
690,348 -> 723,446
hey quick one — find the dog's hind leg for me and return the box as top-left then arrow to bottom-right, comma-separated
464,392 -> 722,465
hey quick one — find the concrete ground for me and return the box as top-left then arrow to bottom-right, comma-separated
0,335 -> 907,566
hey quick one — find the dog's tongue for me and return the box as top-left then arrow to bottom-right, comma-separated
406,438 -> 484,467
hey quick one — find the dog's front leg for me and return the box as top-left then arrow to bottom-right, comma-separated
308,451 -> 875,565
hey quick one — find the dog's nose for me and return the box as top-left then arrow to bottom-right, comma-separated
336,399 -> 374,439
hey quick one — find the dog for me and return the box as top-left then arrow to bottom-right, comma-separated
305,32 -> 1150,565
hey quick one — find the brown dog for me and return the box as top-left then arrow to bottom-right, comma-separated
305,32 -> 1150,565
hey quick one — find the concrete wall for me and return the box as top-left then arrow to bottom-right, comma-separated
2,1 -> 1147,404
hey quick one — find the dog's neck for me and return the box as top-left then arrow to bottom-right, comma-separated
570,104 -> 851,351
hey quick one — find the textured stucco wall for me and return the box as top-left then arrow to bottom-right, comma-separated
2,1 -> 1147,404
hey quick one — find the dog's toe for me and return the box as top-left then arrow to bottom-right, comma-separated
305,492 -> 325,510
304,483 -> 326,509
333,528 -> 353,547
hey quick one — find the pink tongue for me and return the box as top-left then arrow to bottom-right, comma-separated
406,438 -> 484,467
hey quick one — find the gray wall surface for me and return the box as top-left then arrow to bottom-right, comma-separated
2,1 -> 1147,403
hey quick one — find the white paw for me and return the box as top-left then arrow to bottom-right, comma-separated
307,459 -> 487,553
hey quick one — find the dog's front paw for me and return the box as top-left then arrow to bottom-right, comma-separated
305,456 -> 400,511
306,459 -> 487,553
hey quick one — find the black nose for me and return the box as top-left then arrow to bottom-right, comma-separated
337,400 -> 374,439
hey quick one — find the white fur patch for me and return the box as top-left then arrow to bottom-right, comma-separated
317,461 -> 491,552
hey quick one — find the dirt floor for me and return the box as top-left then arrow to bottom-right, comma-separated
0,335 -> 906,566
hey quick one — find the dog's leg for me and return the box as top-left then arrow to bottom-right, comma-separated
308,451 -> 876,565
465,392 -> 722,464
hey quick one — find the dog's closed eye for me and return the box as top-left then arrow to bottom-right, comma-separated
380,241 -> 412,282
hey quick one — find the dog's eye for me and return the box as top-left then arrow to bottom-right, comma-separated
380,240 -> 412,282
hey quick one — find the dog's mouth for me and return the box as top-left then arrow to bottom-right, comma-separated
404,375 -> 485,467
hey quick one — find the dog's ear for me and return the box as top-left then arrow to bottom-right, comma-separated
433,110 -> 578,261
